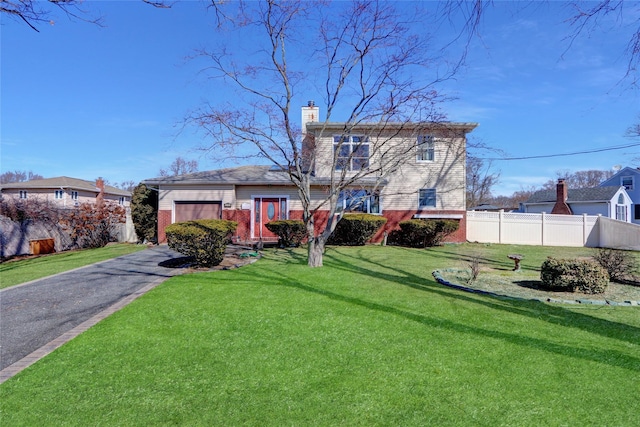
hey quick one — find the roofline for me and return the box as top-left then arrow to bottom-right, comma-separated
305,121 -> 478,133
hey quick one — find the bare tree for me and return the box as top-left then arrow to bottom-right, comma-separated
0,170 -> 44,184
541,169 -> 615,190
466,157 -> 500,208
1,0 -> 172,31
159,157 -> 199,177
187,1 -> 479,267
564,1 -> 640,86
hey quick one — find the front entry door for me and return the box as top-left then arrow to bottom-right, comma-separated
255,198 -> 281,239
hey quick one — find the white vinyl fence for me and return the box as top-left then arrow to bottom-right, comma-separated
467,211 -> 640,250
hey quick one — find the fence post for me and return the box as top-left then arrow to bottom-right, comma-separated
499,209 -> 504,244
541,212 -> 546,246
582,213 -> 587,246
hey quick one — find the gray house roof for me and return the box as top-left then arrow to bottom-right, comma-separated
525,186 -> 621,204
0,176 -> 130,196
144,165 -> 386,187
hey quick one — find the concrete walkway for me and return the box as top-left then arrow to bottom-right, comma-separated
0,245 -> 185,383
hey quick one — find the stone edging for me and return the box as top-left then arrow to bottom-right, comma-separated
432,270 -> 640,307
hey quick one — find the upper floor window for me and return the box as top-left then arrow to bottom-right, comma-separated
338,189 -> 381,214
621,176 -> 633,190
19,190 -> 28,199
71,191 -> 78,200
119,196 -> 126,205
55,190 -> 64,199
417,135 -> 435,162
334,135 -> 369,171
419,188 -> 436,208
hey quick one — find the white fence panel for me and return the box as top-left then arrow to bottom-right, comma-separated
467,211 -> 603,248
501,212 -> 542,245
598,217 -> 640,250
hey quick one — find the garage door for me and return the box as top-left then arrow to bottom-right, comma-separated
174,201 -> 222,223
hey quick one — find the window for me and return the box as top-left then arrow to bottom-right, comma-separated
55,190 -> 64,199
19,190 -> 27,199
417,135 -> 435,161
119,196 -> 126,205
419,188 -> 436,208
621,176 -> 634,190
635,204 -> 640,220
71,191 -> 78,200
616,204 -> 627,222
334,135 -> 369,171
338,189 -> 381,214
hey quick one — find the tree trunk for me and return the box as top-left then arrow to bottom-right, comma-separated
305,216 -> 324,267
307,237 -> 324,267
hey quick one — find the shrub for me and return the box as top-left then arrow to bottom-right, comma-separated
593,248 -> 636,283
265,220 -> 307,247
327,214 -> 387,246
540,257 -> 609,294
62,202 -> 126,249
166,219 -> 237,267
388,219 -> 459,248
131,183 -> 158,243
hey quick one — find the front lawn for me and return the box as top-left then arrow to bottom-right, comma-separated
0,243 -> 147,289
1,244 -> 638,425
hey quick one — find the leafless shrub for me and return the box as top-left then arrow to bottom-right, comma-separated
467,255 -> 481,284
593,248 -> 636,283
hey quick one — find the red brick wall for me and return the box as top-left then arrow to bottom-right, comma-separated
159,207 -> 466,244
223,209 -> 252,241
158,210 -> 172,243
289,209 -> 466,243
376,210 -> 467,243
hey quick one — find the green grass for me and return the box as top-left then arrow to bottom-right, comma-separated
1,244 -> 639,426
0,243 -> 147,289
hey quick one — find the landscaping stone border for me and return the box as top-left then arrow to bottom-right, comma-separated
432,270 -> 640,307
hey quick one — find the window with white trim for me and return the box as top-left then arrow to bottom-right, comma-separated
418,188 -> 436,208
417,135 -> 435,161
55,190 -> 64,199
616,204 -> 627,222
621,176 -> 634,190
119,196 -> 126,205
334,135 -> 369,171
71,191 -> 78,200
19,190 -> 28,199
338,189 -> 381,214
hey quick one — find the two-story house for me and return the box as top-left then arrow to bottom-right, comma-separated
600,166 -> 640,225
144,103 -> 477,244
1,177 -> 130,207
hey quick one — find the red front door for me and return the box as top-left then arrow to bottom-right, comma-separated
255,198 -> 281,239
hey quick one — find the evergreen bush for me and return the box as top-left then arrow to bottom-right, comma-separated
327,214 -> 387,246
265,220 -> 307,247
131,183 -> 158,243
166,219 -> 237,267
388,219 -> 459,248
540,257 -> 609,294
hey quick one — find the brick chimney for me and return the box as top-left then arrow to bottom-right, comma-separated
96,177 -> 105,208
551,179 -> 572,215
301,100 -> 319,137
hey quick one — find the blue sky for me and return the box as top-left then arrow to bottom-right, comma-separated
1,1 -> 638,195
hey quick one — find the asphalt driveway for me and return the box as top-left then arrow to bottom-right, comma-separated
0,245 -> 184,375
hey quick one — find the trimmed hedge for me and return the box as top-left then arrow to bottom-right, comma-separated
388,219 -> 459,248
540,257 -> 609,294
165,219 -> 237,267
327,214 -> 387,246
265,220 -> 307,247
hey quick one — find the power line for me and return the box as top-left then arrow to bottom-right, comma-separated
479,142 -> 640,161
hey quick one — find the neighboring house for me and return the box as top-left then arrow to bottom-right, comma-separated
144,103 -> 477,244
1,177 -> 131,207
521,179 -> 632,222
599,166 -> 640,225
